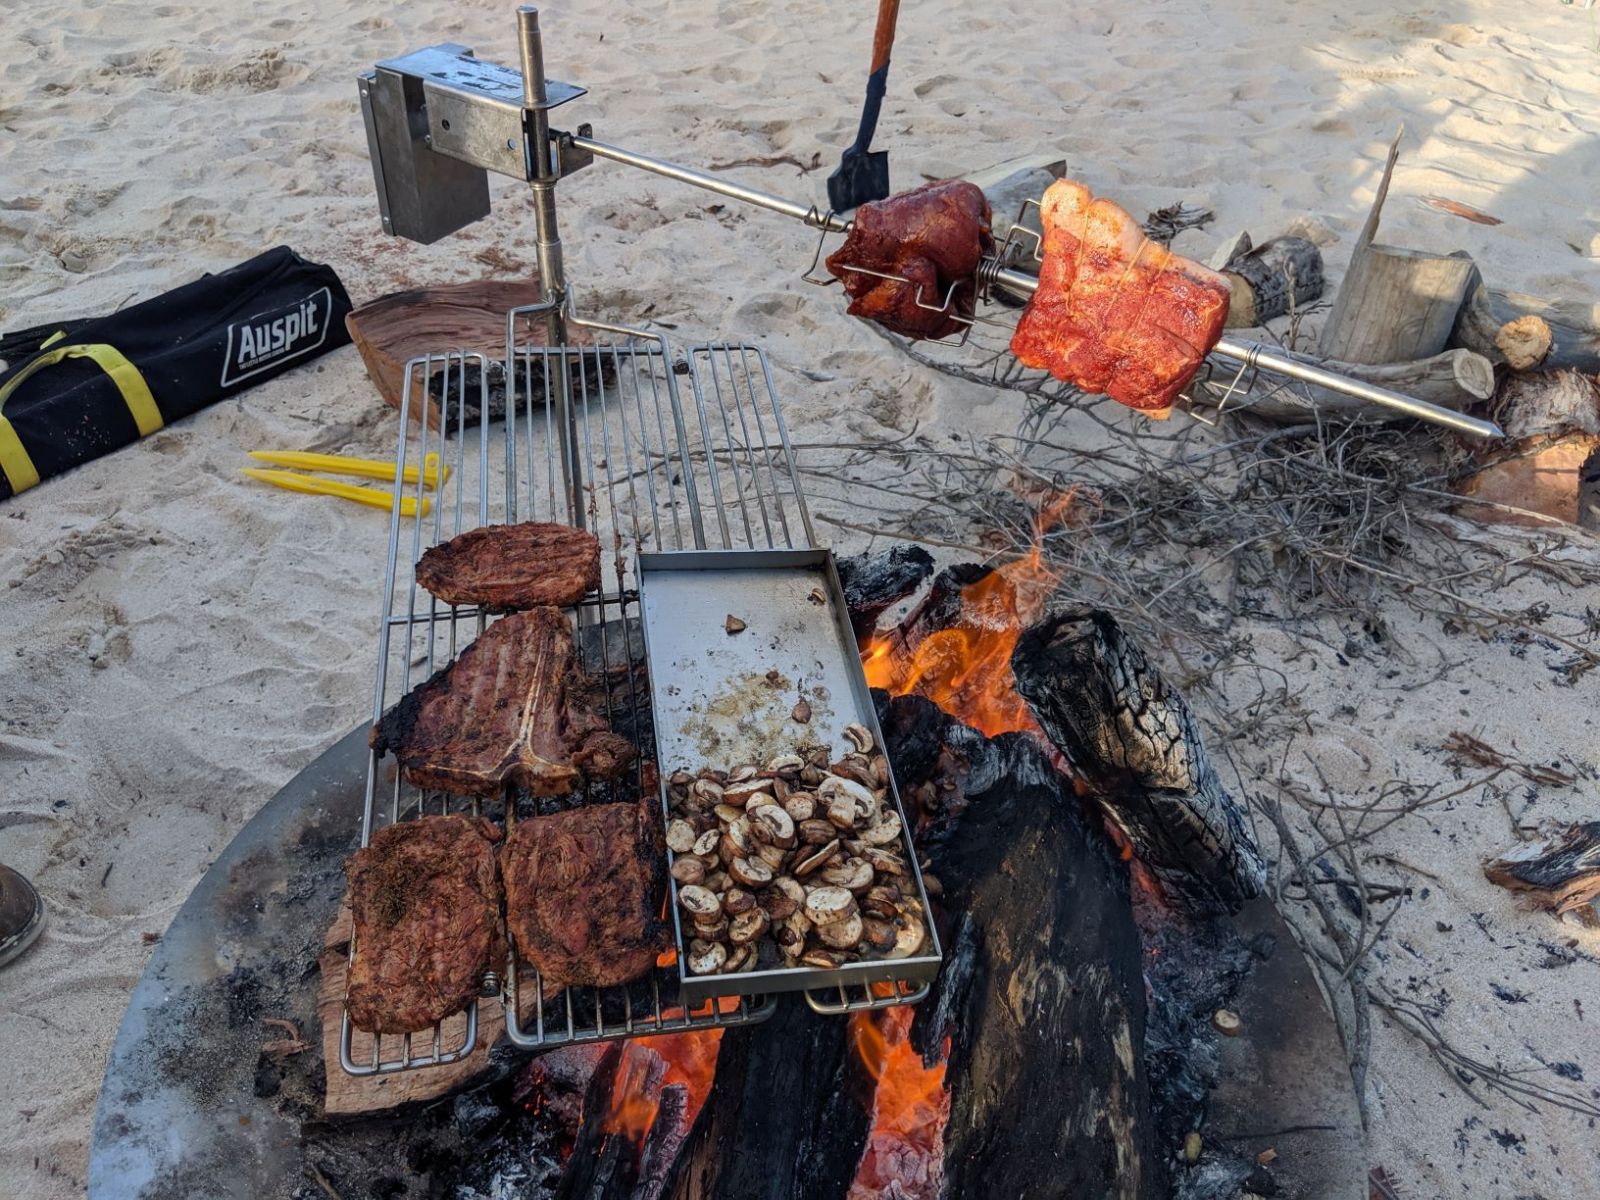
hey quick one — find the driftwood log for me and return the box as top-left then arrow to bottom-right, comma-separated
1212,234 -> 1325,328
1011,610 -> 1267,913
1320,130 -> 1475,366
1484,823 -> 1600,917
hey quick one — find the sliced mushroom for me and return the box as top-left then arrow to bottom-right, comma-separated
723,778 -> 775,807
800,948 -> 842,970
665,819 -> 697,854
692,915 -> 729,942
670,856 -> 708,886
724,614 -> 747,634
860,810 -> 903,846
820,856 -> 875,892
793,838 -> 840,878
863,846 -> 907,876
799,765 -> 825,786
797,818 -> 836,845
818,775 -> 876,827
722,887 -> 757,915
861,917 -> 899,954
817,912 -> 864,950
863,884 -> 903,918
888,916 -> 927,959
678,884 -> 721,918
775,923 -> 803,952
719,817 -> 752,862
727,764 -> 759,784
870,753 -> 891,788
783,792 -> 817,822
755,842 -> 788,871
703,869 -> 730,893
759,876 -> 805,920
748,804 -> 796,849
723,943 -> 756,973
830,755 -> 878,789
791,698 -> 812,724
687,939 -> 727,975
669,768 -> 697,788
713,803 -> 745,826
766,752 -> 805,777
804,885 -> 858,926
728,855 -> 774,888
690,778 -> 725,805
729,908 -> 770,945
843,723 -> 874,754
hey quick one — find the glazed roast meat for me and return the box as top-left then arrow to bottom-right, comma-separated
370,606 -> 635,797
1010,179 -> 1231,414
345,813 -> 504,1034
826,179 -> 995,340
502,800 -> 670,990
415,521 -> 601,611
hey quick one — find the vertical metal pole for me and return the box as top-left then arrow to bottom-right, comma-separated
519,6 -> 583,529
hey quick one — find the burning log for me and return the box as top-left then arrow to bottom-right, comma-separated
1011,610 -> 1267,913
836,544 -> 935,643
888,694 -> 1162,1200
1483,823 -> 1600,918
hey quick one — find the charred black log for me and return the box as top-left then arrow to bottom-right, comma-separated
665,1003 -> 867,1200
1011,610 -> 1266,914
1484,822 -> 1600,916
837,544 -> 936,642
883,696 -> 1163,1200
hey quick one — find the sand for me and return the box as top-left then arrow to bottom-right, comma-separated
2,1 -> 1598,1196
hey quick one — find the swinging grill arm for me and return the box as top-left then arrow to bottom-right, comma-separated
567,132 -> 1504,441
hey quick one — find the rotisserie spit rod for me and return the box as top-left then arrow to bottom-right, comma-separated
568,133 -> 1504,440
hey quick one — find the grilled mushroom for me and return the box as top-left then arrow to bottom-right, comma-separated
755,841 -> 788,871
729,908 -> 770,945
692,915 -> 730,942
748,804 -> 796,849
797,818 -> 836,845
729,855 -> 774,888
817,912 -> 864,950
766,752 -> 805,776
678,884 -> 721,918
889,916 -> 927,959
861,917 -> 899,954
666,819 -> 697,854
692,829 -> 721,857
843,723 -> 874,754
713,803 -> 745,826
723,778 -> 774,806
804,885 -> 857,926
863,885 -> 902,918
860,810 -> 903,846
863,846 -> 908,875
687,939 -> 727,975
723,943 -> 756,973
830,755 -> 878,789
670,856 -> 708,885
783,791 -> 817,822
703,869 -> 730,893
760,876 -> 805,920
727,764 -> 759,783
793,838 -> 840,878
800,948 -> 842,969
691,778 -> 725,804
820,856 -> 875,892
818,776 -> 876,827
722,887 -> 757,915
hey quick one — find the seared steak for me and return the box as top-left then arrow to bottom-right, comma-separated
415,521 -> 601,611
345,813 -> 504,1034
502,800 -> 669,990
371,607 -> 635,797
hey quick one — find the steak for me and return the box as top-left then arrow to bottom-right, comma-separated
371,607 -> 635,797
1010,179 -> 1231,414
502,800 -> 670,991
826,179 -> 995,340
415,521 -> 601,611
345,813 -> 504,1034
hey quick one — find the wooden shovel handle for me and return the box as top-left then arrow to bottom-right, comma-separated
870,0 -> 902,76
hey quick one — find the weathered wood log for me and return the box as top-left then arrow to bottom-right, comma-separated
1011,610 -> 1267,913
1213,234 -> 1325,328
1201,345 -> 1495,424
1484,823 -> 1600,917
1321,130 -> 1475,366
1495,315 -> 1554,372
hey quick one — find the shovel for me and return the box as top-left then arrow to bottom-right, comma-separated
826,0 -> 902,213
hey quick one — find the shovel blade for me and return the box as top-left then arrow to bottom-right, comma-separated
827,148 -> 890,213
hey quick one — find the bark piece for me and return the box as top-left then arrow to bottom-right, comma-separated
1484,823 -> 1600,916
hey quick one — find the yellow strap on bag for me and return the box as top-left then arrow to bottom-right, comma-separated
0,342 -> 163,495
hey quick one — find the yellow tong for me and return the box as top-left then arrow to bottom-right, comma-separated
240,451 -> 449,517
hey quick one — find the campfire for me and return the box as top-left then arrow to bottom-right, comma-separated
365,532 -> 1270,1200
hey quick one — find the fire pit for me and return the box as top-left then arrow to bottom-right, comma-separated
89,560 -> 1363,1199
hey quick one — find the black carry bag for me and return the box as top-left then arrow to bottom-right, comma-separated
0,246 -> 353,501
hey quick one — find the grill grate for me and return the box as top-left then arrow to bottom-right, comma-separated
342,321 -> 828,1074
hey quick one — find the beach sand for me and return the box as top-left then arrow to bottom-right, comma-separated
2,1 -> 1598,1196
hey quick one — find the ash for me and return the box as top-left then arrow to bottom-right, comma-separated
1135,889 -> 1273,1198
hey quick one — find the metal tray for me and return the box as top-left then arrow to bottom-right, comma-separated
637,547 -> 944,1008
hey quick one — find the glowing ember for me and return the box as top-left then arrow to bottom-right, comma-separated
601,1026 -> 724,1142
847,1007 -> 951,1200
863,488 -> 1089,737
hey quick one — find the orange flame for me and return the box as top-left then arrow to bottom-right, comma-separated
847,1007 -> 951,1199
863,487 -> 1089,737
600,1025 -> 724,1142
